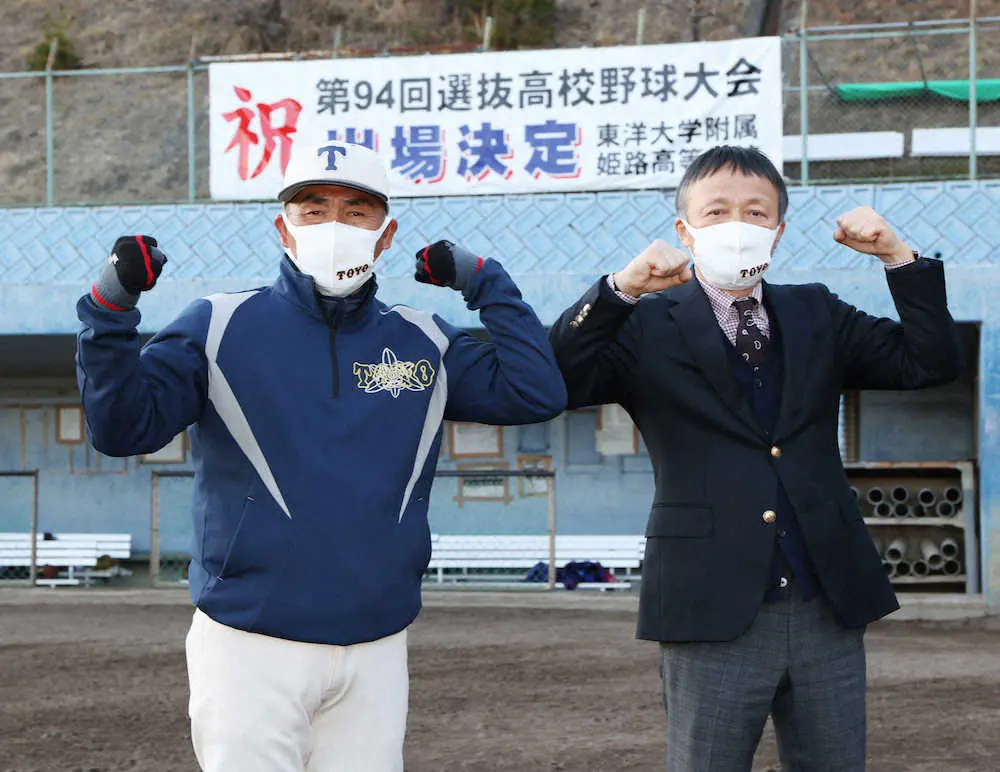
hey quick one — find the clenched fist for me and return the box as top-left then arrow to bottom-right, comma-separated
613,239 -> 693,298
834,207 -> 913,265
414,240 -> 483,293
91,235 -> 168,311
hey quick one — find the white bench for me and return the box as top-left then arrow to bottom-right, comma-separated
783,132 -> 905,162
911,127 -> 1000,156
427,533 -> 644,589
56,533 -> 133,582
0,532 -> 132,586
0,535 -> 99,586
54,533 -> 132,559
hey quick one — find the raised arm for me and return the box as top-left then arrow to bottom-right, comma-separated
76,236 -> 209,456
834,260 -> 962,390
549,239 -> 692,409
827,207 -> 963,390
412,240 -> 565,425
549,278 -> 641,409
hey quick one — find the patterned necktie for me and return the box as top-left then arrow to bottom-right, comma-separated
733,297 -> 768,368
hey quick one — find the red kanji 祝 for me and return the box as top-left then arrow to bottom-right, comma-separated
223,86 -> 303,181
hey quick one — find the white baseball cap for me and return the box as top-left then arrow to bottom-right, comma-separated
278,141 -> 390,209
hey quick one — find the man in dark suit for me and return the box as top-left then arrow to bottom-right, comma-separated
550,146 -> 962,771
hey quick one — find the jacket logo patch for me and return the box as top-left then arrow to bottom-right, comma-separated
353,347 -> 436,398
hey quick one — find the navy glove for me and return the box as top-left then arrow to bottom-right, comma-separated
414,240 -> 483,293
91,235 -> 168,311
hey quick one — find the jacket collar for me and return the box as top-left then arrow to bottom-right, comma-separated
273,255 -> 378,329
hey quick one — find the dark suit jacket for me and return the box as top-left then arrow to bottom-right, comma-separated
550,260 -> 963,642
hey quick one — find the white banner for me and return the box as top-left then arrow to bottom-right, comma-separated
209,38 -> 782,200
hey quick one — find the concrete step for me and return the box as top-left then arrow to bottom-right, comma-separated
893,593 -> 991,621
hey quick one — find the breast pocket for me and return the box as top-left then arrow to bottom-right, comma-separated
646,504 -> 714,538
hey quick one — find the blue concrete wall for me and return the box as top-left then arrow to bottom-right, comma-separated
0,181 -> 997,605
0,405 -> 175,552
0,407 -> 654,555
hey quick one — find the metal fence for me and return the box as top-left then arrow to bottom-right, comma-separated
1,15 -> 999,206
784,16 -> 1000,185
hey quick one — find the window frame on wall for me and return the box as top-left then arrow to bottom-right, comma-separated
139,432 -> 188,465
596,403 -> 639,456
55,405 -> 85,444
623,429 -> 652,473
564,408 -> 603,470
517,454 -> 552,498
517,422 -> 550,454
447,421 -> 504,459
453,461 -> 513,506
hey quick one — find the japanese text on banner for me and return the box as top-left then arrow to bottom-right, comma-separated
209,38 -> 782,200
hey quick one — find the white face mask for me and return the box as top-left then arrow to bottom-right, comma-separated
281,213 -> 390,297
681,220 -> 780,291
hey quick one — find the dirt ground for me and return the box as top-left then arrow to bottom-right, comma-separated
0,590 -> 998,772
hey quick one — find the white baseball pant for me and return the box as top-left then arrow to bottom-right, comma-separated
186,609 -> 408,772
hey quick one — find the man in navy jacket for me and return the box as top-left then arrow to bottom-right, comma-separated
550,146 -> 962,771
76,142 -> 566,772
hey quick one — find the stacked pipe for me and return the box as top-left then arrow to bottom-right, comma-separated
875,534 -> 964,579
866,487 -> 894,518
940,537 -> 962,575
862,484 -> 964,519
936,486 -> 963,518
890,486 -> 911,518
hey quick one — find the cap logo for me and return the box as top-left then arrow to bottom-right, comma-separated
318,143 -> 348,171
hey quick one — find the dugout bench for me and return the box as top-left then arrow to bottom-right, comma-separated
0,532 -> 132,586
427,533 -> 644,589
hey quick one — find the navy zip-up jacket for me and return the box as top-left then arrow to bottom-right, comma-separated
76,256 -> 566,645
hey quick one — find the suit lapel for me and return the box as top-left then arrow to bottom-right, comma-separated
764,282 -> 817,440
668,281 -> 766,440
